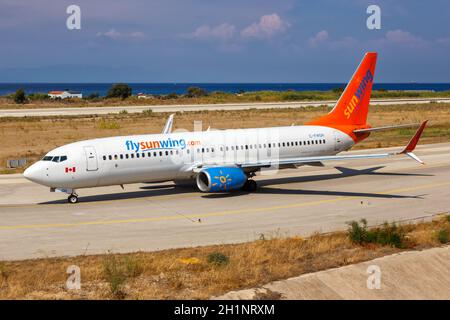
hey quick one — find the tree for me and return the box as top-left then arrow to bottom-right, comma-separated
107,83 -> 132,99
186,86 -> 207,98
13,89 -> 26,104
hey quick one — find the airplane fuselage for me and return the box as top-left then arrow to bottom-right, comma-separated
24,125 -> 354,190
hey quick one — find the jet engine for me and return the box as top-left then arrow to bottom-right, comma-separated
196,167 -> 247,192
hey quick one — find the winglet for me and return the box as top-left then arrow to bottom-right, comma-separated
400,120 -> 428,154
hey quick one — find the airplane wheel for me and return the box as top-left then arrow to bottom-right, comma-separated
247,180 -> 257,192
68,194 -> 78,204
242,180 -> 257,192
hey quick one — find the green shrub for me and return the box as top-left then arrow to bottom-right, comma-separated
207,252 -> 229,266
142,109 -> 154,117
186,86 -> 207,98
165,92 -> 178,99
13,89 -> 26,104
28,92 -> 49,100
347,219 -> 405,248
438,229 -> 448,244
102,254 -> 142,298
347,219 -> 369,244
119,110 -> 128,115
103,255 -> 127,298
107,83 -> 132,99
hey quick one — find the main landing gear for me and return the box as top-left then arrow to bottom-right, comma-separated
68,193 -> 79,204
242,179 -> 257,192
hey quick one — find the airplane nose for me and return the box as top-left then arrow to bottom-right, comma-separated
23,163 -> 42,183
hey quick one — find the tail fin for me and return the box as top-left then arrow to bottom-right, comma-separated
307,52 -> 377,127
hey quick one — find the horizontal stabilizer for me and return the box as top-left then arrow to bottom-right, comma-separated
354,123 -> 420,134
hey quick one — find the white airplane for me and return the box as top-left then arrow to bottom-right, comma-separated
24,52 -> 428,203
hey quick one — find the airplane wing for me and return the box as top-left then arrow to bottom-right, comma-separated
239,120 -> 428,170
162,114 -> 174,134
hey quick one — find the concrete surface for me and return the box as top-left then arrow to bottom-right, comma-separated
1,98 -> 449,117
0,142 -> 450,261
213,246 -> 450,300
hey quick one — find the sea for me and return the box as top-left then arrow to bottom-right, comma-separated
1,83 -> 450,97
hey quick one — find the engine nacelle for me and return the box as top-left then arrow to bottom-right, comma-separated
196,167 -> 247,192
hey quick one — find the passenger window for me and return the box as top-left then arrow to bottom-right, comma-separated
114,155 -> 118,160
131,154 -> 134,159
202,148 -> 205,153
108,155 -> 112,160
142,153 -> 145,158
211,148 -> 214,152
148,152 -> 151,157
126,154 -> 129,159
153,152 -> 157,157
268,143 -> 271,148
165,151 -> 169,156
102,156 -> 106,161
186,149 -> 189,154
120,154 -> 124,160
159,151 -> 162,156
136,153 -> 140,158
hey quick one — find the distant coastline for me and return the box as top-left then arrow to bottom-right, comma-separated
1,83 -> 450,97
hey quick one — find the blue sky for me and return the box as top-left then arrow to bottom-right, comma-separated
0,0 -> 449,82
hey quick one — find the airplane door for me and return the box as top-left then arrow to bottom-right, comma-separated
84,146 -> 98,171
334,131 -> 343,152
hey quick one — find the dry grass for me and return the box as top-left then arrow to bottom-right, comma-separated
0,216 -> 448,300
1,102 -> 450,172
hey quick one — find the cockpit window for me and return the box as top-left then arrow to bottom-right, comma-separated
42,155 -> 67,162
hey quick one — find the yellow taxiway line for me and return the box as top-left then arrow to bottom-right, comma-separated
1,180 -> 450,231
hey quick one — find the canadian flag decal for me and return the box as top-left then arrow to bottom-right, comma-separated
65,167 -> 76,173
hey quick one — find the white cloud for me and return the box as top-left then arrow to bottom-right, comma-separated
191,23 -> 236,41
386,30 -> 420,43
241,14 -> 290,39
436,37 -> 450,45
96,29 -> 146,39
384,29 -> 426,47
308,30 -> 329,47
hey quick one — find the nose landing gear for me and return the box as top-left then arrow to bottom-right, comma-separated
68,194 -> 79,204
